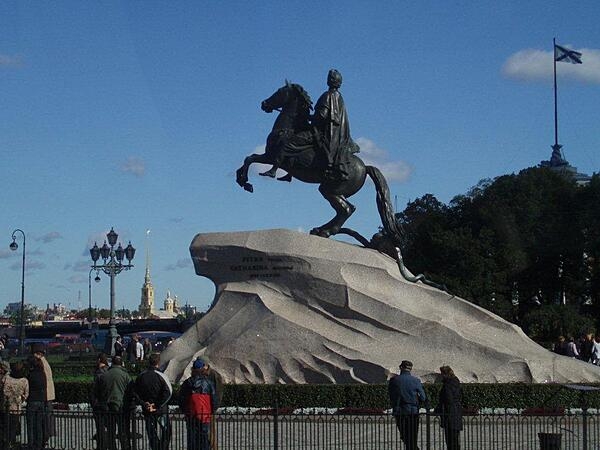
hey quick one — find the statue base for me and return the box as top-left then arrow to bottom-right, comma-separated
161,229 -> 600,384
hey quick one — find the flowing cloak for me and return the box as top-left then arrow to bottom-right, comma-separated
312,89 -> 359,180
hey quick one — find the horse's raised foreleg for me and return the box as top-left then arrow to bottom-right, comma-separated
236,153 -> 273,193
310,189 -> 356,238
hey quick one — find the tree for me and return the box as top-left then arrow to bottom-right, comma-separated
520,304 -> 595,344
4,305 -> 37,326
398,168 -> 599,335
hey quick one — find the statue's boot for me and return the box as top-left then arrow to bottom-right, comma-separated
259,166 -> 278,178
277,173 -> 293,182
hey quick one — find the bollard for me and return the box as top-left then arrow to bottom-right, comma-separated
538,432 -> 561,450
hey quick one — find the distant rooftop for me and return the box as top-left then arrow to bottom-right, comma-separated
539,144 -> 592,186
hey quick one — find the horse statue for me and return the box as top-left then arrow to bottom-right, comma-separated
235,81 -> 447,291
235,82 -> 398,241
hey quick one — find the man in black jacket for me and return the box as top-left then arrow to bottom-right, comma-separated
133,353 -> 172,450
96,356 -> 134,450
90,353 -> 109,450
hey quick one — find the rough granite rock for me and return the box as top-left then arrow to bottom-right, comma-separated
160,229 -> 600,384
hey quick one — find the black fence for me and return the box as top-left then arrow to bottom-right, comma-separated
2,408 -> 600,449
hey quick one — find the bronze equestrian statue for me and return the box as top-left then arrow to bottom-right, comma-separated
235,70 -> 446,291
235,70 -> 402,246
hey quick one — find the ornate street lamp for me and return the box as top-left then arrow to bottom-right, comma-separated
9,229 -> 26,355
90,228 -> 135,355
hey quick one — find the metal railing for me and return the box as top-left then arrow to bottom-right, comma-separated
1,408 -> 598,449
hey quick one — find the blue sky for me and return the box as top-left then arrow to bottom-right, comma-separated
1,1 -> 599,313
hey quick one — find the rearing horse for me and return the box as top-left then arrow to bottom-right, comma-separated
236,82 -> 403,245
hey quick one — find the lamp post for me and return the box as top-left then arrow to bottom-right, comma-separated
90,228 -> 135,355
9,229 -> 26,355
88,268 -> 101,328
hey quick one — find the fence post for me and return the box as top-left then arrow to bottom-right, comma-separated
425,408 -> 431,450
273,398 -> 279,450
582,395 -> 588,450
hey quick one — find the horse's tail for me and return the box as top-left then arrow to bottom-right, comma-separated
365,165 -> 449,293
365,165 -> 404,247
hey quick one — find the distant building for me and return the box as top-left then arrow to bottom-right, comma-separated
540,144 -> 592,186
45,303 -> 68,320
137,241 -> 182,319
138,262 -> 155,318
5,302 -> 24,314
150,291 -> 181,319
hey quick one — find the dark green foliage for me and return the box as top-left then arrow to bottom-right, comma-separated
520,305 -> 595,343
398,169 -> 600,338
49,358 -> 149,381
54,381 -> 600,409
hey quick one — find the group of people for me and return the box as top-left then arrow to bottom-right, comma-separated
0,343 -> 55,450
91,352 -> 220,450
113,335 -> 174,364
1,343 -> 458,450
113,335 -> 150,363
388,360 -> 463,450
553,333 -> 600,364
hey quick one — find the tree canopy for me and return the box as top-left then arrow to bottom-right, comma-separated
397,168 -> 600,343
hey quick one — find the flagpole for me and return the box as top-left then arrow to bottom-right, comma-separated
553,37 -> 559,149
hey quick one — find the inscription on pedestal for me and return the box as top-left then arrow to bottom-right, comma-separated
229,256 -> 294,279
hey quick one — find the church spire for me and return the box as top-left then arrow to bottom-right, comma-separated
139,229 -> 154,318
145,229 -> 152,284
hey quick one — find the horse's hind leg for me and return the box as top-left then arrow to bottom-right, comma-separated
310,190 -> 355,238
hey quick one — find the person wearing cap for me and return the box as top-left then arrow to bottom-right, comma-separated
388,360 -> 427,450
179,358 -> 217,450
196,357 -> 223,450
133,353 -> 172,450
26,345 -> 56,450
2,361 -> 29,448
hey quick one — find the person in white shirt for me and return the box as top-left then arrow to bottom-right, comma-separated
136,339 -> 144,361
591,335 -> 600,365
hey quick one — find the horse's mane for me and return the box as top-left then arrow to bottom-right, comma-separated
289,83 -> 313,111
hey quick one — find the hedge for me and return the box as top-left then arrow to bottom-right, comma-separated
54,382 -> 600,409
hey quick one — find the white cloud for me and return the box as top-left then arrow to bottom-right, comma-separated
0,54 -> 22,67
11,260 -> 45,272
355,137 -> 412,183
71,260 -> 92,272
121,156 -> 146,177
502,47 -> 600,84
36,231 -> 62,243
68,274 -> 87,284
165,258 -> 192,271
0,249 -> 14,259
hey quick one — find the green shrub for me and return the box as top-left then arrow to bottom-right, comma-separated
53,381 -> 600,409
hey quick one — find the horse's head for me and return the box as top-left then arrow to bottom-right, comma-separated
261,81 -> 312,115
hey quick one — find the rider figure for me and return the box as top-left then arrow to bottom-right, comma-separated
312,69 -> 359,181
